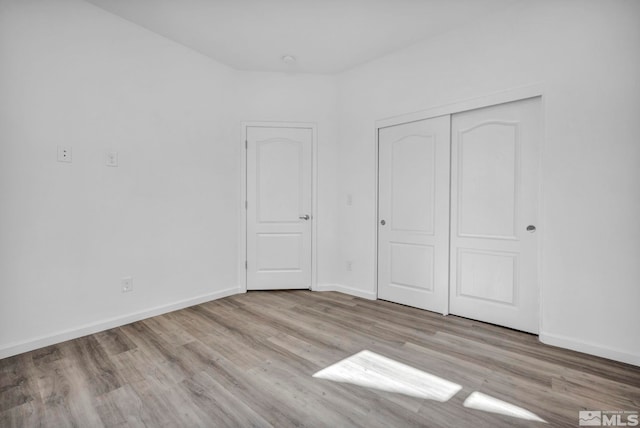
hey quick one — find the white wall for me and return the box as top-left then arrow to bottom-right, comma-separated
2,0 -> 638,366
0,0 -> 239,356
0,2 -> 343,357
235,71 -> 340,288
335,0 -> 640,364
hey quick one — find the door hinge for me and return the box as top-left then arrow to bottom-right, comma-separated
245,260 -> 248,270
245,140 -> 248,149
245,200 -> 248,209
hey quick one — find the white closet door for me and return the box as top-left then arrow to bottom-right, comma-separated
449,98 -> 541,333
377,116 -> 451,314
246,126 -> 312,290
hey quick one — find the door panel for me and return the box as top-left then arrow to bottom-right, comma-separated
377,116 -> 450,313
458,122 -> 518,238
256,233 -> 303,271
257,140 -> 302,222
247,126 -> 312,290
391,135 -> 436,234
390,243 -> 434,292
457,249 -> 516,304
450,98 -> 541,333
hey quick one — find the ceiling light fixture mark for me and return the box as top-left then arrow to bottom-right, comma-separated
282,55 -> 297,65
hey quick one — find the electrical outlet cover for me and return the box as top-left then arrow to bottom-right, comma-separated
106,151 -> 118,167
57,146 -> 72,163
121,276 -> 133,293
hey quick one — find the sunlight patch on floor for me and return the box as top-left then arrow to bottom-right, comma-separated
463,391 -> 547,423
312,350 -> 462,402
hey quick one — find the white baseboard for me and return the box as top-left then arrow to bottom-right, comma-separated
315,283 -> 377,300
10,285 -> 636,369
0,286 -> 243,360
313,286 -> 640,367
540,331 -> 639,367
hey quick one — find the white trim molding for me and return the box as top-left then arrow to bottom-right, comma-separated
315,283 -> 377,300
375,83 -> 545,129
540,331 -> 640,367
0,286 -> 243,360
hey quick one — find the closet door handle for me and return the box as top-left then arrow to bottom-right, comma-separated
299,214 -> 310,220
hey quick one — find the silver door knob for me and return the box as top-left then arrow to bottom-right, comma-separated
299,214 -> 310,220
526,225 -> 536,233
380,219 -> 386,226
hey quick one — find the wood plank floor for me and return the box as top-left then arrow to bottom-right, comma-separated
1,291 -> 639,427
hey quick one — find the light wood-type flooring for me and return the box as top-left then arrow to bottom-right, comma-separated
1,291 -> 639,427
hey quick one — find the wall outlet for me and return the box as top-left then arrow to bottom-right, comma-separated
121,276 -> 133,293
57,146 -> 72,163
346,194 -> 353,206
105,151 -> 118,167
346,261 -> 353,271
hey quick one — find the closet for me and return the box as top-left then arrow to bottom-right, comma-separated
377,97 -> 541,333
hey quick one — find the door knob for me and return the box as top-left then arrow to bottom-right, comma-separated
299,214 -> 310,220
380,219 -> 386,226
526,225 -> 536,233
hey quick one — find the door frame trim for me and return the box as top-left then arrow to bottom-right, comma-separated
239,121 -> 318,293
373,83 -> 545,325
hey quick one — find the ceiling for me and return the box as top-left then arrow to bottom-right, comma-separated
85,0 -> 520,74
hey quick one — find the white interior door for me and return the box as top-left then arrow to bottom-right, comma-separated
449,97 -> 541,333
377,116 -> 451,314
246,126 -> 312,290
